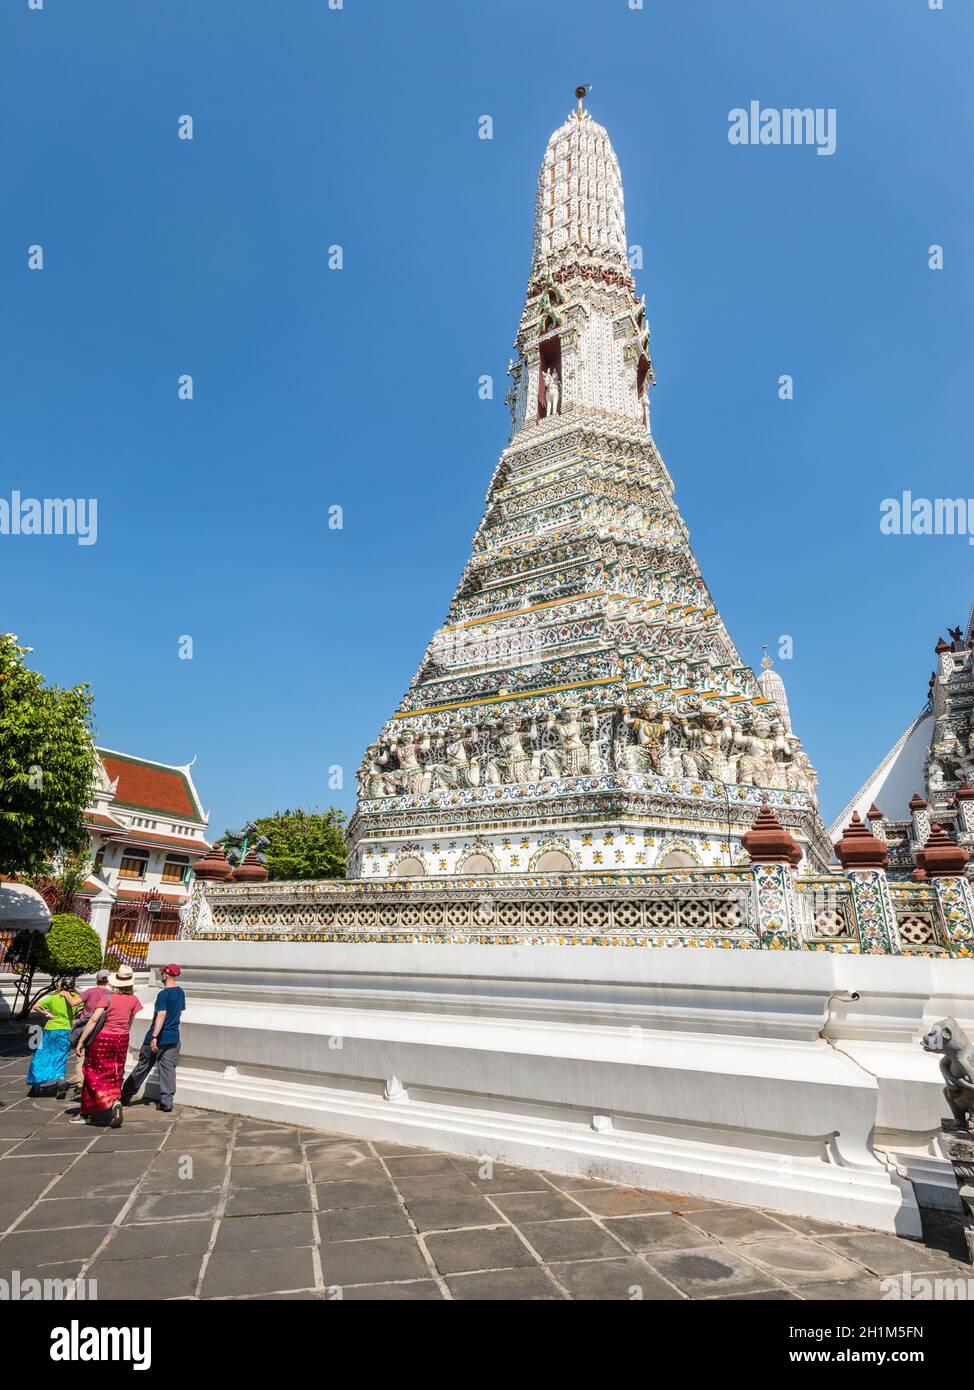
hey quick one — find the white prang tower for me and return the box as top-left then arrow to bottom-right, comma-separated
349,93 -> 829,879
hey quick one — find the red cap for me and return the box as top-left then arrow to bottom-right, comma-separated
162,964 -> 182,977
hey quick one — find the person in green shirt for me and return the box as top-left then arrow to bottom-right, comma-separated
27,977 -> 82,1098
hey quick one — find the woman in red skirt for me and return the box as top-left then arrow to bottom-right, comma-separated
71,963 -> 143,1128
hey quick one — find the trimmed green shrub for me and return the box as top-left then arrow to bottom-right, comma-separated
9,913 -> 103,1010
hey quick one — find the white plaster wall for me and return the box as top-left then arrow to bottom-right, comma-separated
145,940 -> 974,1233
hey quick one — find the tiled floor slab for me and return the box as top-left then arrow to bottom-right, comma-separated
645,1246 -> 782,1299
214,1212 -> 316,1254
550,1257 -> 685,1301
318,1236 -> 430,1287
731,1235 -> 865,1285
520,1218 -> 628,1262
685,1206 -> 790,1241
404,1194 -> 500,1233
573,1187 -> 673,1218
446,1268 -> 563,1300
424,1227 -> 535,1276
340,1280 -> 445,1301
16,1195 -> 130,1230
202,1246 -> 317,1298
1,1043 -> 972,1302
86,1253 -> 203,1300
98,1219 -> 213,1262
604,1213 -> 715,1253
316,1205 -> 414,1243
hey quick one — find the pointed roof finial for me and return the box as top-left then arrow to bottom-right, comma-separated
575,84 -> 590,119
742,801 -> 803,866
761,644 -> 772,671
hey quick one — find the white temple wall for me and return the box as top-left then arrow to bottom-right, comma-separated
149,939 -> 974,1235
357,824 -> 753,877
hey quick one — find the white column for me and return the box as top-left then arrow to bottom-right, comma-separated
88,886 -> 115,958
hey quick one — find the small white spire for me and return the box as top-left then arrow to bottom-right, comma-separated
757,646 -> 792,733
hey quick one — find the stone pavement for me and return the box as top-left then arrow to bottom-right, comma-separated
1,1035 -> 971,1301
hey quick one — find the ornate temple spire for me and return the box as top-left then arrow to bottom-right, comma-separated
509,93 -> 651,436
348,97 -> 830,880
530,92 -> 629,278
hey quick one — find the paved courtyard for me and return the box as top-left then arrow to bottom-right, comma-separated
1,1033 -> 971,1301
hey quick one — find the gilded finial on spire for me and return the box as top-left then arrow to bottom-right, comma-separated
575,85 -> 590,119
761,644 -> 772,671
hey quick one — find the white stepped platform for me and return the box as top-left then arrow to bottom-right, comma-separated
148,940 -> 974,1235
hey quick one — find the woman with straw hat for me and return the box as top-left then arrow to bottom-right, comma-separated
71,963 -> 143,1127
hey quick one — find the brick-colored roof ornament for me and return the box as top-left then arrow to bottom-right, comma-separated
834,811 -> 888,870
193,843 -> 234,882
935,636 -> 951,654
866,803 -> 884,822
954,782 -> 974,804
917,823 -> 970,878
742,802 -> 803,866
232,848 -> 269,883
909,791 -> 928,811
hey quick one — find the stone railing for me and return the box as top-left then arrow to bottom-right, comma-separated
180,863 -> 974,956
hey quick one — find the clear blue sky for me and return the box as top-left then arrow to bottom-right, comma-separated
2,0 -> 971,836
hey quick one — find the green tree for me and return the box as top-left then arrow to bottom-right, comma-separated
8,912 -> 103,1014
221,808 -> 347,881
0,634 -> 96,877
29,847 -> 95,915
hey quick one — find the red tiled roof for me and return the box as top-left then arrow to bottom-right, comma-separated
98,750 -> 204,821
76,877 -> 112,897
118,828 -> 210,853
84,811 -> 125,831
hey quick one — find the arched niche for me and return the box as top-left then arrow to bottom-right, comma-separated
658,850 -> 697,869
532,849 -> 574,873
457,854 -> 495,875
395,856 -> 425,877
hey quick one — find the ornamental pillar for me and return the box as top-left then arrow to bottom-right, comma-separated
917,822 -> 970,878
930,874 -> 974,958
954,783 -> 974,838
88,885 -> 115,959
834,811 -> 899,954
523,347 -> 541,426
866,803 -> 887,843
183,842 -> 233,940
909,792 -> 931,855
917,822 -> 973,957
742,802 -> 804,950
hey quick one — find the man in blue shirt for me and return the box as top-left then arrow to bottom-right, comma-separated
121,964 -> 186,1113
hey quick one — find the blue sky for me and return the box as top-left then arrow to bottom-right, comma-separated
2,0 -> 971,836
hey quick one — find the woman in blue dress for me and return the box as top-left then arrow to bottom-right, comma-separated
27,978 -> 82,1099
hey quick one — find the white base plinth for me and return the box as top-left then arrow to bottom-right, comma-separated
146,940 -> 974,1236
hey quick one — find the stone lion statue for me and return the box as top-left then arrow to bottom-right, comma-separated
922,1017 -> 974,1131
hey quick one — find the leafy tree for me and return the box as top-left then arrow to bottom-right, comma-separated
8,912 -> 103,1014
29,848 -> 96,915
221,808 -> 347,881
0,634 -> 96,877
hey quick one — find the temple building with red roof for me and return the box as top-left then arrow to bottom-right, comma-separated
82,748 -> 211,908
